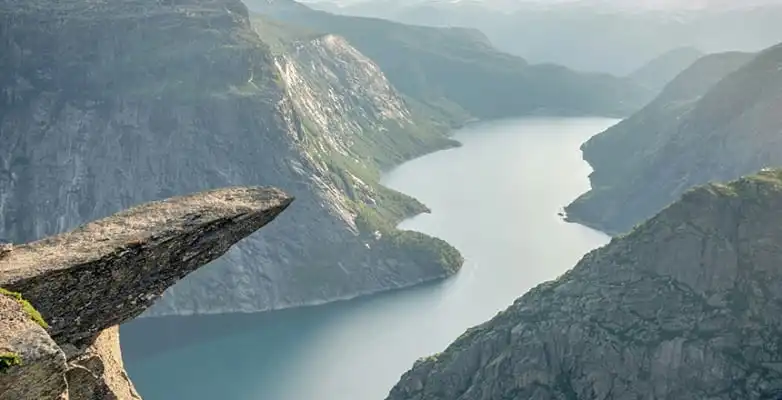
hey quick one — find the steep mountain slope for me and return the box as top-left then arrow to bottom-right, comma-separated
628,46 -> 704,93
565,47 -> 777,235
388,169 -> 782,400
0,0 -> 462,317
246,0 -> 653,119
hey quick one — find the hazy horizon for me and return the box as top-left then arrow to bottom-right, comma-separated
301,0 -> 782,11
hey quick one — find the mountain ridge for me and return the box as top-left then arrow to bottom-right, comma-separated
315,0 -> 782,75
627,46 -> 705,93
248,0 -> 654,119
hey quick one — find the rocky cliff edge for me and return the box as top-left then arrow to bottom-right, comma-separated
0,186 -> 292,399
388,169 -> 782,400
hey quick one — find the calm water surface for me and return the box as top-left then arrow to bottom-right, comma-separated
122,117 -> 616,400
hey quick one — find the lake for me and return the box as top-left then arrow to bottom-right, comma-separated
121,117 -> 616,400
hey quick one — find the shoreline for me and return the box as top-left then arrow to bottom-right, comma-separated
132,116 -> 616,331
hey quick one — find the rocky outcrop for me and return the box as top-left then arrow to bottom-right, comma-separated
0,0 -> 461,317
565,48 -> 760,234
388,169 -> 782,400
0,186 -> 292,399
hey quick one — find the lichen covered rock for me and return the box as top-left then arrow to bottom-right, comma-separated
0,294 -> 67,400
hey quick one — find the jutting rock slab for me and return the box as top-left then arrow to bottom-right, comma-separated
0,186 -> 293,399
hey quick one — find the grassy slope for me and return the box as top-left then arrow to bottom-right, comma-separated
252,14 -> 463,273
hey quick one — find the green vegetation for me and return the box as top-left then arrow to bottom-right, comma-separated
0,288 -> 48,329
247,0 -> 653,120
258,6 -> 466,275
355,204 -> 463,274
0,353 -> 21,373
296,110 -> 463,273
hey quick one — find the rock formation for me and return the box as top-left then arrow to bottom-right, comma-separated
388,169 -> 782,400
0,186 -> 292,399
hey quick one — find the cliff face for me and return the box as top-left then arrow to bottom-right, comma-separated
0,0 -> 462,317
565,49 -> 761,234
0,186 -> 292,399
388,170 -> 782,400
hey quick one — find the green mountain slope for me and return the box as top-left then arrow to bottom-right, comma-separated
389,169 -> 782,400
565,47 -> 779,235
246,0 -> 654,120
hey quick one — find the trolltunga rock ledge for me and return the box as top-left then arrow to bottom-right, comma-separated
0,186 -> 293,346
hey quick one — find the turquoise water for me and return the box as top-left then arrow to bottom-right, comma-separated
121,117 -> 615,400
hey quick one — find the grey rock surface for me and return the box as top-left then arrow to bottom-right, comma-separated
0,186 -> 292,345
0,185 -> 292,399
388,170 -> 782,400
65,327 -> 142,400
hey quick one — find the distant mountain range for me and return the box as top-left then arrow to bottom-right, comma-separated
627,47 -> 705,93
306,0 -> 782,13
247,0 -> 653,119
307,0 -> 782,75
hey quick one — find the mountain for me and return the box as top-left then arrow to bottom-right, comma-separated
246,0 -> 654,119
564,46 -> 780,235
0,0 -> 463,317
388,169 -> 782,400
320,1 -> 782,76
628,46 -> 705,93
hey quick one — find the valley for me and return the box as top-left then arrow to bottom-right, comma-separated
121,117 -> 614,400
3,0 -> 782,398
